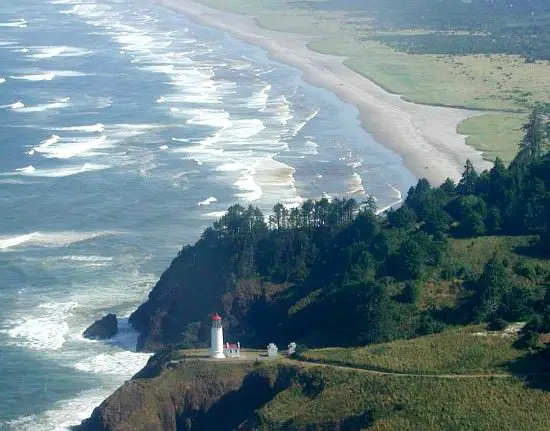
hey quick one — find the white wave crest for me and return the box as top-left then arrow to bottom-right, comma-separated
1,101 -> 25,110
73,351 -> 151,375
53,123 -> 104,133
0,231 -> 114,250
0,19 -> 27,28
31,135 -> 109,159
9,72 -> 55,81
29,46 -> 93,59
0,301 -> 78,350
11,163 -> 109,177
0,77 -> 5,84
197,196 -> 217,206
9,98 -> 70,113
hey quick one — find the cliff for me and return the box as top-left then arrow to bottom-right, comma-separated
73,345 -> 550,431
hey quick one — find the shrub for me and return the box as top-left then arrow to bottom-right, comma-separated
487,318 -> 508,331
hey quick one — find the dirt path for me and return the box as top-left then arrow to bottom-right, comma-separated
286,358 -> 518,379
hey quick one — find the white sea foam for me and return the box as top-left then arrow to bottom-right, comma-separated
346,172 -> 366,196
0,18 -> 27,28
11,163 -> 109,177
197,196 -> 217,206
31,135 -> 109,159
247,83 -> 271,110
60,255 -> 113,263
73,351 -> 151,375
9,72 -> 55,81
0,77 -> 5,84
303,140 -> 319,155
375,184 -> 404,215
0,301 -> 78,350
53,123 -> 104,133
0,231 -> 114,251
292,108 -> 320,138
234,171 -> 263,201
159,144 -> 168,150
1,101 -> 25,110
10,98 -> 70,113
29,46 -> 93,59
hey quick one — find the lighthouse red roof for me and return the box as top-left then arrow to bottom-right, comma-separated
211,313 -> 222,321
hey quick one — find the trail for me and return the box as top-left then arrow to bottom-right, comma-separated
287,359 -> 516,379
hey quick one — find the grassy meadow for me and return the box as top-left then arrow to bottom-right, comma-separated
297,325 -> 536,375
258,362 -> 550,430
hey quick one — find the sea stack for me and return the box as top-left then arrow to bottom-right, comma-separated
83,313 -> 118,340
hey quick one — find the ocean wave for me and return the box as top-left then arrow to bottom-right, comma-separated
303,139 -> 319,155
61,3 -> 111,18
30,135 -> 109,159
247,83 -> 271,110
0,77 -> 5,84
0,18 -> 27,28
197,196 -> 217,206
7,98 -> 71,113
73,350 -> 151,375
29,46 -> 93,59
0,101 -> 24,109
0,231 -> 115,251
10,163 -> 109,177
9,72 -> 55,81
346,172 -> 366,196
53,123 -> 104,133
234,171 -> 263,202
0,301 -> 78,350
9,70 -> 88,81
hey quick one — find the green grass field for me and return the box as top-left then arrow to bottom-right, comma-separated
298,325 -> 537,375
195,0 -> 550,164
258,362 -> 550,430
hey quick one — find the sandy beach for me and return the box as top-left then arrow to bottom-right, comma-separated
157,0 -> 493,185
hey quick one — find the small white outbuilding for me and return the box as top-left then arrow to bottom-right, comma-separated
287,342 -> 297,355
267,342 -> 278,357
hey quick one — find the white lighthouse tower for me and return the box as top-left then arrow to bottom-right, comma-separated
209,313 -> 225,359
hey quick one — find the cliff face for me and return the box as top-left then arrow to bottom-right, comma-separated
128,238 -> 293,351
73,357 -> 300,431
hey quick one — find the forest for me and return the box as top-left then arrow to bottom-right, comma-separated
129,104 -> 550,351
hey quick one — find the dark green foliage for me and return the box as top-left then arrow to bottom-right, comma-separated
514,330 -> 540,350
130,107 -> 550,351
402,281 -> 421,304
487,318 -> 508,331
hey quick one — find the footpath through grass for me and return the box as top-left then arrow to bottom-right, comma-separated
299,325 -> 540,375
258,363 -> 550,430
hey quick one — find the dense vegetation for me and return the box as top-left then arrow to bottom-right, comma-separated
302,0 -> 550,61
130,105 -> 550,352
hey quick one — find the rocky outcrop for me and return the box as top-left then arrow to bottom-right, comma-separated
72,359 -> 297,431
83,313 -> 118,340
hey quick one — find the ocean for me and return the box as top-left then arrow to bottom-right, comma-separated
0,0 -> 416,429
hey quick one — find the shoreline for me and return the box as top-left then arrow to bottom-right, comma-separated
156,0 -> 493,185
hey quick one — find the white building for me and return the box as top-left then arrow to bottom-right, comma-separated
209,313 -> 225,359
223,342 -> 241,358
287,342 -> 297,355
267,342 -> 278,357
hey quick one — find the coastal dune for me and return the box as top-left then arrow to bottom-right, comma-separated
157,0 -> 493,185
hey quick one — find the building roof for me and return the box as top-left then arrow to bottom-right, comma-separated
211,313 -> 222,321
225,343 -> 239,349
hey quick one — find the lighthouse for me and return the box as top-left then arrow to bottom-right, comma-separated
209,313 -> 225,359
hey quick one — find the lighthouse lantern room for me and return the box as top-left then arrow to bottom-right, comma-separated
209,313 -> 225,359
